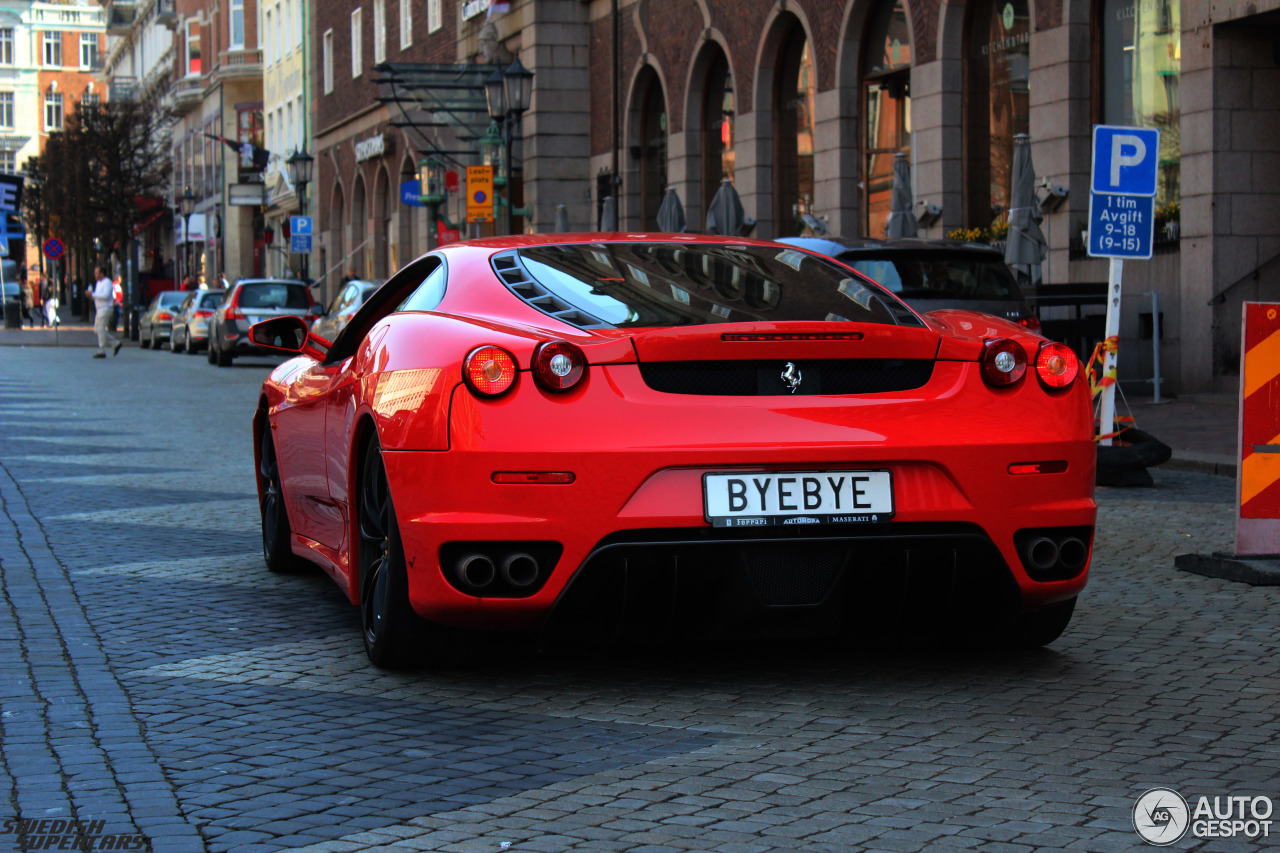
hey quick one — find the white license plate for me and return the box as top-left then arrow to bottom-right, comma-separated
703,470 -> 894,528
247,315 -> 262,326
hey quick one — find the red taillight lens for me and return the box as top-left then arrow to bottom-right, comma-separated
1018,315 -> 1042,332
157,312 -> 172,321
194,309 -> 213,319
224,291 -> 244,321
531,341 -> 586,392
980,338 -> 1027,386
1035,341 -> 1079,389
1009,461 -> 1069,475
463,346 -> 518,397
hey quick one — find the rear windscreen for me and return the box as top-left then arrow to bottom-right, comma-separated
496,243 -> 920,329
841,253 -> 1023,302
238,283 -> 309,309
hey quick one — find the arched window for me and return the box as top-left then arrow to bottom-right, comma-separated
633,69 -> 667,230
701,53 -> 735,216
863,0 -> 912,237
965,0 -> 1030,226
773,21 -> 815,238
1100,0 -> 1180,207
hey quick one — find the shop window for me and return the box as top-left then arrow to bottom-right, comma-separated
965,0 -> 1030,226
701,52 -> 735,217
863,0 -> 912,237
1101,0 -> 1180,207
772,22 -> 815,238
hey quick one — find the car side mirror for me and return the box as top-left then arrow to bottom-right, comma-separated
249,316 -> 310,352
309,303 -> 324,316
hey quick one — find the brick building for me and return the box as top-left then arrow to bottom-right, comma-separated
303,0 -> 1274,394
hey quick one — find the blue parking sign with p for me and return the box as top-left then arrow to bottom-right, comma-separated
1091,126 -> 1160,196
290,216 -> 312,236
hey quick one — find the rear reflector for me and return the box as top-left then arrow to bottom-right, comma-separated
1018,316 -> 1042,332
492,472 -> 575,484
722,333 -> 864,342
1009,461 -> 1069,475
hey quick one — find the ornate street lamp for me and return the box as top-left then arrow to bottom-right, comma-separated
484,68 -> 506,121
180,186 -> 195,285
286,149 -> 315,282
503,58 -> 533,115
479,120 -> 506,188
418,155 -> 446,251
479,58 -> 533,236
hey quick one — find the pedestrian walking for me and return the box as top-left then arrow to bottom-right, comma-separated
89,266 -> 122,358
44,287 -> 59,326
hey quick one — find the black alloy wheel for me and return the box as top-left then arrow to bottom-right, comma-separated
259,419 -> 298,573
358,438 -> 425,668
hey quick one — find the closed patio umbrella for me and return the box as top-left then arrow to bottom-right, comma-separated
705,178 -> 744,236
884,152 -> 918,238
656,187 -> 686,233
1004,134 -> 1047,286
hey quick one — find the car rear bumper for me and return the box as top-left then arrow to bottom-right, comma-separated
379,361 -> 1096,634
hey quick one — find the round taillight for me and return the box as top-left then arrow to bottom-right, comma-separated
980,338 -> 1027,386
532,341 -> 586,392
1036,341 -> 1079,389
463,345 -> 518,397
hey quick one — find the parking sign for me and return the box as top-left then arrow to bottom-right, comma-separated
1091,126 -> 1161,196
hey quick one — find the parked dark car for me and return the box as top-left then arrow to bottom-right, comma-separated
207,278 -> 317,366
777,237 -> 1040,331
139,290 -> 188,349
169,288 -> 226,353
311,279 -> 383,343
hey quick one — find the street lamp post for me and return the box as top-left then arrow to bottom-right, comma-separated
180,186 -> 195,285
286,149 -> 315,284
418,155 -> 446,251
484,58 -> 533,236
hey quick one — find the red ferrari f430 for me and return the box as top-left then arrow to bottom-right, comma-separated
251,235 -> 1095,667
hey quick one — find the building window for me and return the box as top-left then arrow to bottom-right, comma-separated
44,93 -> 63,130
186,20 -> 201,75
0,150 -> 13,175
400,0 -> 412,48
0,30 -> 12,65
229,0 -> 244,48
264,9 -> 273,64
323,28 -> 333,93
633,68 -> 667,231
80,33 -> 96,69
351,9 -> 362,78
862,0 -> 912,237
428,0 -> 441,33
772,19 -> 814,238
1102,0 -> 1180,207
700,52 -> 734,215
965,0 -> 1030,226
0,93 -> 11,129
374,0 -> 385,64
43,32 -> 62,67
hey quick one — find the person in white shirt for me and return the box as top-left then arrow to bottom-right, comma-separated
88,266 -> 122,358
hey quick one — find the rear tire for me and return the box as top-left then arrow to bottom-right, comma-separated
216,342 -> 233,367
207,340 -> 217,363
140,333 -> 151,350
171,332 -> 185,353
259,419 -> 301,573
358,438 -> 429,669
1009,597 -> 1077,647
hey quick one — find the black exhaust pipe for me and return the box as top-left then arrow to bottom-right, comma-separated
501,553 -> 539,588
457,554 -> 496,590
1057,537 -> 1088,571
1026,537 -> 1060,572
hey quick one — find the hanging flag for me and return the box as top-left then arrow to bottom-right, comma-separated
203,133 -> 271,169
487,0 -> 509,17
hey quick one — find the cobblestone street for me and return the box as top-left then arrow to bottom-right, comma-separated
0,346 -> 1275,853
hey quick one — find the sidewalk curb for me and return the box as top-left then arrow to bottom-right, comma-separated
1159,455 -> 1237,479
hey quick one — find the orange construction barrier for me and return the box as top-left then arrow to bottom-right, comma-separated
1237,302 -> 1280,554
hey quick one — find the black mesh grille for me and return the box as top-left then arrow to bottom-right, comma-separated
639,359 -> 934,395
744,544 -> 846,606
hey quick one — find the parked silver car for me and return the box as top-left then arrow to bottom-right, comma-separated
169,289 -> 226,353
310,279 -> 383,343
139,291 -> 188,349
207,278 -> 318,366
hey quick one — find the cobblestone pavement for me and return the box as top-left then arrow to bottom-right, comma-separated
0,347 -> 1275,853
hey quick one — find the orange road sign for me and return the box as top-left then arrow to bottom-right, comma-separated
467,166 -> 494,223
